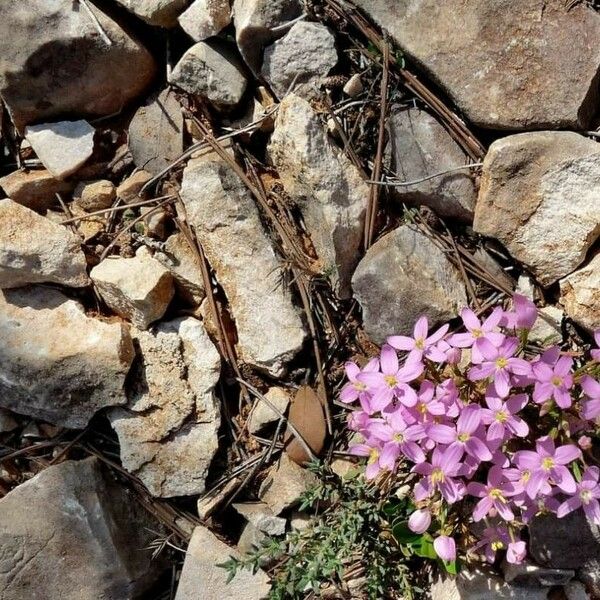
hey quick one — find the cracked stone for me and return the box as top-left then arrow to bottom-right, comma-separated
560,251 -> 600,333
0,169 -> 74,212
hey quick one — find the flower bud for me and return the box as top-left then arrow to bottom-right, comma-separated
579,435 -> 592,450
506,541 -> 527,564
408,509 -> 431,534
433,535 -> 456,562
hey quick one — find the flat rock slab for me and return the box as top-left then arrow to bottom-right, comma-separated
180,152 -> 306,376
115,0 -> 189,26
0,0 -> 156,130
352,224 -> 468,344
0,199 -> 89,289
0,169 -> 74,212
474,131 -> 600,287
110,317 -> 221,497
0,287 -> 134,428
268,93 -> 367,298
25,120 -> 95,179
560,251 -> 600,333
353,0 -> 600,130
178,0 -> 231,41
0,458 -> 159,600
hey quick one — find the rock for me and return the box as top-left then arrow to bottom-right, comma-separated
237,522 -> 267,557
529,306 -> 563,346
268,94 -> 368,298
179,0 -> 232,41
290,512 -> 311,532
388,108 -> 477,221
0,0 -> 156,131
233,0 -> 303,72
233,502 -> 287,535
565,581 -> 592,600
471,247 -> 515,292
128,89 -> 184,176
76,180 -> 116,211
353,0 -> 600,130
0,169 -> 74,212
259,453 -> 317,515
330,457 -> 356,479
110,317 -> 221,497
169,41 -> 248,108
0,458 -> 159,600
0,287 -> 134,428
474,132 -> 600,287
24,120 -> 95,179
261,21 -> 337,98
67,201 -> 106,243
248,387 -> 291,433
197,478 -> 240,519
0,199 -> 89,289
91,248 -> 175,329
352,224 -> 468,344
117,170 -> 153,203
343,74 -> 364,97
0,409 -> 18,433
175,525 -> 271,600
180,153 -> 306,376
140,206 -> 167,238
156,233 -> 206,306
114,0 -> 189,26
502,560 -> 574,586
560,252 -> 600,333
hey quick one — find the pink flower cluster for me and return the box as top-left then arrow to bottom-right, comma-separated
341,295 -> 600,566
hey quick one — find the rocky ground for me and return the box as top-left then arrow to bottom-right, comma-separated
0,0 -> 599,599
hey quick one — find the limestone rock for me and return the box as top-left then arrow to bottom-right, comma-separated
178,0 -> 231,41
352,224 -> 468,344
180,153 -> 306,376
0,169 -> 73,212
388,108 -> 477,221
0,199 -> 89,289
529,306 -> 563,346
91,248 -> 174,329
117,170 -> 153,203
268,94 -> 368,298
24,120 -> 95,179
67,201 -> 106,243
169,41 -> 248,108
474,132 -> 600,287
0,458 -> 159,600
110,318 -> 221,497
0,286 -> 134,428
175,525 -> 271,600
140,206 -> 167,239
128,89 -> 184,176
0,0 -> 156,131
502,561 -> 574,586
237,522 -> 267,557
343,74 -> 364,98
560,252 -> 600,333
353,0 -> 600,130
262,21 -> 337,98
197,478 -> 239,519
248,387 -> 291,434
114,0 -> 189,27
233,502 -> 287,535
76,180 -> 116,211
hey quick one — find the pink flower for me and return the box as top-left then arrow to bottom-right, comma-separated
579,435 -> 593,450
408,508 -> 431,534
410,380 -> 447,421
501,294 -> 537,330
467,466 -> 517,521
581,376 -> 600,422
481,392 -> 529,442
470,525 -> 520,564
413,445 -> 465,503
531,347 -> 573,409
387,316 -> 449,364
368,409 -> 426,465
557,466 -> 600,525
349,439 -> 385,480
507,541 -> 527,564
448,306 -> 505,362
339,358 -> 379,404
433,535 -> 456,562
592,330 -> 600,362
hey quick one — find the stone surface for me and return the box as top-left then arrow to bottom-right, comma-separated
25,120 -> 95,179
175,525 -> 271,600
233,0 -> 303,72
529,306 -> 563,346
565,581 -> 592,600
76,180 -> 116,211
352,224 -> 468,344
262,21 -> 337,98
91,248 -> 175,329
237,522 -> 267,557
110,317 -> 221,497
502,560 -> 573,586
353,0 -> 600,130
67,201 -> 106,243
197,478 -> 239,519
268,94 -> 368,298
0,287 -> 134,428
560,252 -> 600,333
233,502 -> 287,535
0,409 -> 18,433
140,206 -> 168,239
248,387 -> 291,434
0,199 -> 89,289
343,74 -> 364,97
259,453 -> 317,515
114,0 -> 189,26
0,458 -> 159,600
0,169 -> 74,212
169,41 -> 248,108
388,108 -> 477,221
179,0 -> 231,41
128,89 -> 184,176
117,170 -> 153,203
0,0 -> 156,131
474,132 -> 600,287
180,152 -> 306,376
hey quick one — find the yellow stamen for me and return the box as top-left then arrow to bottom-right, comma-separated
496,357 -> 508,369
384,375 -> 398,388
431,467 -> 445,484
458,432 -> 470,442
489,488 -> 506,503
472,328 -> 483,338
415,338 -> 425,350
495,410 -> 509,423
541,457 -> 554,471
581,489 -> 592,504
551,376 -> 562,387
368,448 -> 379,464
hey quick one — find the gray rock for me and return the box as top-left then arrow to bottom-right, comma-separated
175,525 -> 270,600
233,502 -> 287,535
0,287 -> 134,427
237,522 -> 267,557
197,478 -> 240,519
76,180 -> 116,211
110,317 -> 221,497
169,41 -> 248,108
529,306 -> 563,346
353,0 -> 600,130
178,0 -> 231,41
0,409 -> 18,433
352,224 -> 468,344
474,132 -> 600,287
268,94 -> 367,298
502,560 -> 574,586
0,0 -> 156,131
24,120 -> 95,180
0,199 -> 89,289
262,21 -> 337,98
0,458 -> 160,600
180,152 -> 306,376
0,169 -> 74,212
564,581 -> 591,600
114,0 -> 189,27
128,89 -> 184,176
248,387 -> 291,434
388,108 -> 477,221
560,252 -> 600,333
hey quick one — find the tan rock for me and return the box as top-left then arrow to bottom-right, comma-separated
76,180 -> 116,210
248,387 -> 291,434
343,74 -> 363,97
116,170 -> 153,204
67,201 -> 106,243
529,306 -> 563,346
197,478 -> 239,520
114,0 -> 188,27
0,169 -> 74,212
560,252 -> 600,333
178,0 -> 231,41
232,501 -> 287,535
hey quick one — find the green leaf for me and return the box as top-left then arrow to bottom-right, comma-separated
392,521 -> 421,545
443,560 -> 459,575
573,461 -> 582,483
412,537 -> 437,559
